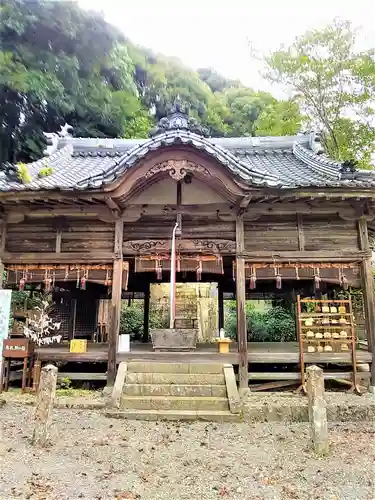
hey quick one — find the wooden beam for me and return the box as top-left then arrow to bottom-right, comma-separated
7,206 -> 115,219
235,215 -> 248,392
107,219 -> 124,386
357,217 -> 375,386
105,197 -> 121,213
2,252 -> 115,264
237,250 -> 369,263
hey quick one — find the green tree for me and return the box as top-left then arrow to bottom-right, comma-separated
263,19 -> 375,167
0,0 -> 150,164
217,87 -> 302,137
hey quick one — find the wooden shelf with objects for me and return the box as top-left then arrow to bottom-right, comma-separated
297,296 -> 360,393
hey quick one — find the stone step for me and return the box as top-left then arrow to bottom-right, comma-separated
126,372 -> 225,385
128,362 -> 224,374
106,409 -> 240,422
121,396 -> 229,411
124,383 -> 227,397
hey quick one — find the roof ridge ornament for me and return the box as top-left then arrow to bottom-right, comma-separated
308,131 -> 325,155
43,123 -> 73,156
149,97 -> 209,138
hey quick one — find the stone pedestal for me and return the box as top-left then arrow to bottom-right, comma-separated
150,328 -> 198,351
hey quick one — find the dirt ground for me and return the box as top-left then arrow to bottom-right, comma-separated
1,402 -> 375,500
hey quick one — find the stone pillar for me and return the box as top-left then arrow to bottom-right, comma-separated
306,365 -> 329,455
32,364 -> 58,447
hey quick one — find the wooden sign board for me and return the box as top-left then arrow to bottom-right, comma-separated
2,338 -> 34,358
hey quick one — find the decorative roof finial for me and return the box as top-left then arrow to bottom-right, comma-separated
149,99 -> 209,138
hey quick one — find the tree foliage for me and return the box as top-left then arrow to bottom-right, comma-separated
0,0 -> 303,165
263,19 -> 375,168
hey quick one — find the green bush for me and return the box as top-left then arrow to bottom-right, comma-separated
120,300 -> 168,341
224,301 -> 296,342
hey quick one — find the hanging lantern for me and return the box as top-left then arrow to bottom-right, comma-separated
44,270 -> 52,293
295,267 -> 300,281
156,259 -> 162,280
19,272 -> 26,291
274,266 -> 282,289
64,268 -> 69,281
76,270 -> 80,288
339,267 -> 348,290
80,271 -> 87,290
249,266 -> 257,289
196,261 -> 203,281
314,268 -> 321,290
104,269 -> 109,287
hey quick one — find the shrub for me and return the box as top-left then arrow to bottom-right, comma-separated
224,301 -> 296,342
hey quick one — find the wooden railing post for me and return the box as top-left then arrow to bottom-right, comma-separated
306,365 -> 329,455
107,219 -> 123,387
357,217 -> 375,388
236,215 -> 248,393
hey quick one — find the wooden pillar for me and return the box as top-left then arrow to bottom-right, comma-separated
357,217 -> 375,386
107,219 -> 123,386
0,220 -> 7,288
218,283 -> 224,331
142,282 -> 150,343
236,216 -> 248,392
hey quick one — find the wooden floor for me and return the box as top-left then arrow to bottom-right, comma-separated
36,342 -> 372,365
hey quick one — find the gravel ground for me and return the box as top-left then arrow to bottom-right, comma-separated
1,404 -> 375,500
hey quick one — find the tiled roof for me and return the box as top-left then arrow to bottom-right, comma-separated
1,113 -> 375,193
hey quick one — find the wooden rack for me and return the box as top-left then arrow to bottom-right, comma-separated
296,296 -> 359,393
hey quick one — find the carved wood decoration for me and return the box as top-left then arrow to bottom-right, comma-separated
144,159 -> 211,181
123,238 -> 236,255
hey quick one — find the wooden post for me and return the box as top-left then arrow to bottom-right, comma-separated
306,365 -> 329,455
357,217 -> 375,387
142,282 -> 150,343
218,283 -> 224,331
32,364 -> 57,447
107,219 -> 123,387
236,216 -> 248,392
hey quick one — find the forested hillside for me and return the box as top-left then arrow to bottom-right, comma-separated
0,0 -> 301,164
1,1 -> 374,167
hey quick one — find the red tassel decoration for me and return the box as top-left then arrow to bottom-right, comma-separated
249,266 -> 257,289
